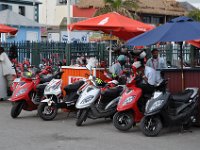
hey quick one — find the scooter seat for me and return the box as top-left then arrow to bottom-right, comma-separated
101,86 -> 123,104
40,75 -> 54,83
40,71 -> 63,84
101,86 -> 123,96
64,80 -> 85,93
171,89 -> 193,102
36,82 -> 49,90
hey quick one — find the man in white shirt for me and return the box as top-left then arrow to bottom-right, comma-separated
146,48 -> 167,84
132,60 -> 156,94
0,47 -> 16,98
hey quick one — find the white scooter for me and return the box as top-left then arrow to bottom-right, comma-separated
37,77 -> 89,121
75,62 -> 125,126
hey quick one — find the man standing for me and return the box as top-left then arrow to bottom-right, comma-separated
146,48 -> 167,84
0,47 -> 16,99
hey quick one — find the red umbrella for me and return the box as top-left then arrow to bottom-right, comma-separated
0,24 -> 18,35
187,39 -> 200,48
68,12 -> 153,41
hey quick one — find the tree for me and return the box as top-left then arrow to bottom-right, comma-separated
188,9 -> 200,21
94,0 -> 139,19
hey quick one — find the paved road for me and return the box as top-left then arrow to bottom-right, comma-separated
1,101 -> 200,150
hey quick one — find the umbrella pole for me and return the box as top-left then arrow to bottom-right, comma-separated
109,32 -> 112,67
180,42 -> 185,91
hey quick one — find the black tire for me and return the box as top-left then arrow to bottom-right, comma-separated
38,102 -> 58,121
193,107 -> 200,127
113,112 -> 134,131
76,109 -> 88,126
140,116 -> 162,137
11,101 -> 24,118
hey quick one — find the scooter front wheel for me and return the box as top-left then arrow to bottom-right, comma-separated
113,111 -> 134,131
11,101 -> 25,118
76,109 -> 88,126
38,102 -> 58,121
140,116 -> 162,137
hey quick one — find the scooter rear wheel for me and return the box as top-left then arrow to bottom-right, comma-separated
113,112 -> 134,131
140,116 -> 162,137
76,109 -> 88,126
11,101 -> 24,118
38,102 -> 58,121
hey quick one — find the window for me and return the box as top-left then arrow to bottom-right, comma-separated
19,6 -> 25,16
152,17 -> 161,25
0,4 -> 12,11
142,16 -> 151,24
58,0 -> 67,5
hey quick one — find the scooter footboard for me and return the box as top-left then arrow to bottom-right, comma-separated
41,98 -> 54,103
105,97 -> 120,110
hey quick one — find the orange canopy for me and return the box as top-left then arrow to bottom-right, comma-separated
0,24 -> 18,35
68,12 -> 154,41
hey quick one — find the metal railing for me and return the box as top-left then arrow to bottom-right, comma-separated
1,42 -> 199,67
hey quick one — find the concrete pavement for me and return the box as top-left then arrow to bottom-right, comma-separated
0,101 -> 200,150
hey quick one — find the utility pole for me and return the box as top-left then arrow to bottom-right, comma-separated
67,0 -> 71,43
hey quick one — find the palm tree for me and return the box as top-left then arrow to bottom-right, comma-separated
94,0 -> 139,19
188,9 -> 200,21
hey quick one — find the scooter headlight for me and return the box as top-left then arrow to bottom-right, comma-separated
15,88 -> 27,97
80,95 -> 94,104
122,96 -> 135,106
149,99 -> 164,112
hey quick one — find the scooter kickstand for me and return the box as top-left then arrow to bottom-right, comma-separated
66,111 -> 71,119
180,125 -> 192,133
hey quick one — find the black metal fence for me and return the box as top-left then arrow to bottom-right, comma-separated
1,42 -> 109,67
1,41 -> 199,67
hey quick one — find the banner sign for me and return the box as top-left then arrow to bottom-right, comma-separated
68,76 -> 85,84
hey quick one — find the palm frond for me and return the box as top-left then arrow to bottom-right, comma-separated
94,6 -> 112,17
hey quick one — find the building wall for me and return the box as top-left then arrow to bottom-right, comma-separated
6,26 -> 41,42
0,1 -> 39,21
39,0 -> 73,26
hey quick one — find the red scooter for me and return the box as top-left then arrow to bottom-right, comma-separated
9,68 -> 41,118
113,68 -> 165,131
112,72 -> 144,131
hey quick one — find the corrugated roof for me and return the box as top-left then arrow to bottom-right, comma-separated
0,9 -> 42,27
137,0 -> 186,16
76,0 -> 187,16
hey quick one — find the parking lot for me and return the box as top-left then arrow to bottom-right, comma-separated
1,100 -> 200,150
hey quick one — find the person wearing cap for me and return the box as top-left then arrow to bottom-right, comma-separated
109,54 -> 127,77
132,60 -> 156,94
146,48 -> 167,84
